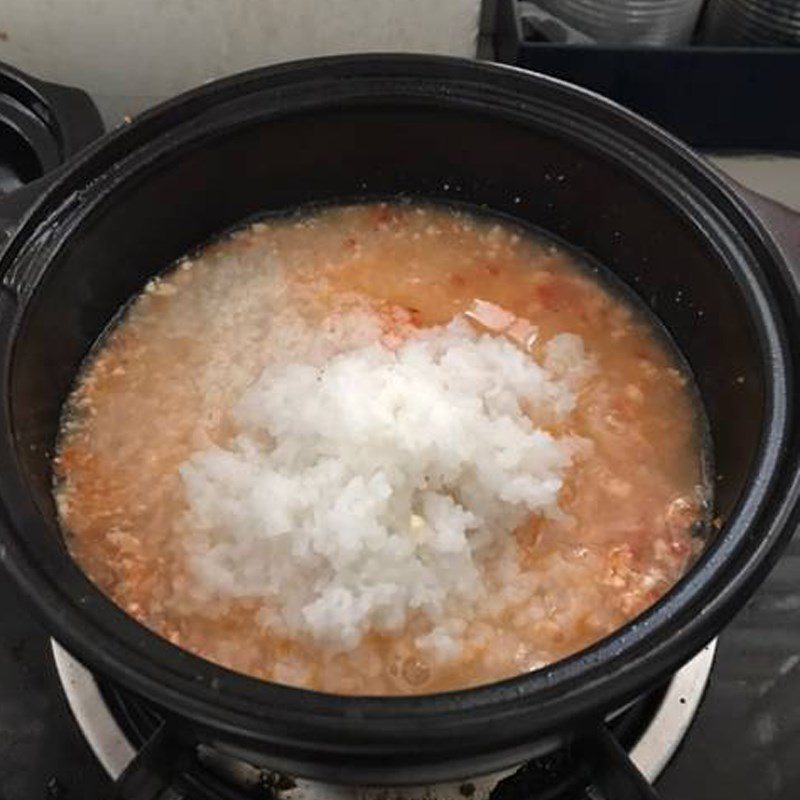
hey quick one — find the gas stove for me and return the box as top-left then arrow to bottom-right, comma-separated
5,543 -> 800,799
1,63 -> 799,800
50,639 -> 717,800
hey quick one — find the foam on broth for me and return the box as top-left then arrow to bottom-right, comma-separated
54,202 -> 709,695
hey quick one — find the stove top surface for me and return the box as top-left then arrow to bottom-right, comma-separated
0,577 -> 110,800
2,530 -> 799,800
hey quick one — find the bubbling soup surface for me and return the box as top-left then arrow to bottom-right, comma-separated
54,202 -> 708,695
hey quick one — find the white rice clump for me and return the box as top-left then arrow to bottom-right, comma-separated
180,316 -> 590,657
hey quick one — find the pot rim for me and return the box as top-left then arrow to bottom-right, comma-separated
0,53 -> 798,765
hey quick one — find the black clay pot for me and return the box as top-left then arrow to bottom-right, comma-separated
1,55 -> 799,792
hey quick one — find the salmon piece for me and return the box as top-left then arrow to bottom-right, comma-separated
465,299 -> 538,352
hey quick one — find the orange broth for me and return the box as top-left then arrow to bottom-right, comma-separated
54,202 -> 708,695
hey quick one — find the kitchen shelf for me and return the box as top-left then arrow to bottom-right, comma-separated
491,0 -> 800,151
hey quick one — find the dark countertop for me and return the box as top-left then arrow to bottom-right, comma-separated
0,576 -> 110,799
659,534 -> 800,799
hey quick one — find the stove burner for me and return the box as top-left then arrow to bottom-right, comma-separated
51,640 -> 716,800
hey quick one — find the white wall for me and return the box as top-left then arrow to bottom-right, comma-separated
0,0 -> 481,126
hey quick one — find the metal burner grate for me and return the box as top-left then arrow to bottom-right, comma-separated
52,640 -> 716,800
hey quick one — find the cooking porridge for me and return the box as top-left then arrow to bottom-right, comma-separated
54,202 -> 709,695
